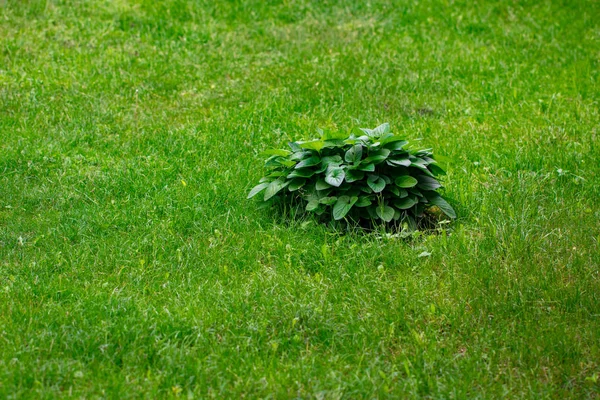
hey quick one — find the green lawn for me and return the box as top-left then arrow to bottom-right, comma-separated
1,0 -> 599,398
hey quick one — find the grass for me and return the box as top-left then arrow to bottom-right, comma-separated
1,0 -> 599,397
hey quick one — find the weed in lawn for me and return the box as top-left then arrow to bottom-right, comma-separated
249,123 -> 455,232
0,0 -> 599,398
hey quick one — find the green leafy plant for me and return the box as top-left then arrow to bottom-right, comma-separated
248,123 -> 456,229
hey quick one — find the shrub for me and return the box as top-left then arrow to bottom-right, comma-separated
248,123 -> 456,229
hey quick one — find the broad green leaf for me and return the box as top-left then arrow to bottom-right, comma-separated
321,155 -> 343,166
395,175 -> 418,188
261,149 -> 291,157
306,199 -> 319,211
415,148 -> 433,157
376,204 -> 395,222
264,179 -> 290,201
417,175 -> 442,190
394,196 -> 418,209
358,163 -> 375,172
360,185 -> 373,194
316,155 -> 343,173
379,132 -> 394,143
319,196 -> 337,205
333,195 -> 358,220
410,188 -> 424,197
247,182 -> 269,199
289,150 -> 312,161
364,123 -> 390,138
288,179 -> 306,191
345,145 -> 363,163
410,157 -> 428,167
387,185 -> 400,197
264,156 -> 283,168
345,169 -> 365,183
398,188 -> 408,198
325,165 -> 345,187
288,142 -> 302,152
316,178 -> 331,191
355,196 -> 372,207
265,156 -> 296,168
323,139 -> 346,148
367,175 -> 386,193
386,158 -> 411,167
297,140 -> 324,151
359,127 -> 374,137
295,155 -> 321,169
428,164 -> 446,176
410,164 -> 435,177
319,128 -> 347,140
287,169 -> 315,179
424,192 -> 456,218
383,138 -> 408,150
362,148 -> 390,164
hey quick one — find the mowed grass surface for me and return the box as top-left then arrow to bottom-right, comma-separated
1,0 -> 599,397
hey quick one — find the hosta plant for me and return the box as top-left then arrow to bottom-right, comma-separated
248,123 -> 456,230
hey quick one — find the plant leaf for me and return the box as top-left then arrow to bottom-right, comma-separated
367,175 -> 386,193
358,163 -> 375,172
321,155 -> 343,166
428,163 -> 446,176
424,192 -> 456,218
306,199 -> 319,211
323,139 -> 345,148
288,142 -> 302,152
416,175 -> 442,190
264,179 -> 290,201
376,204 -> 395,222
325,166 -> 345,187
288,179 -> 306,191
409,161 -> 435,177
355,196 -> 372,207
362,148 -> 390,164
333,195 -> 358,220
247,182 -> 269,199
387,158 -> 411,167
319,128 -> 347,140
383,139 -> 408,150
319,196 -> 338,205
369,123 -> 390,137
395,175 -> 418,188
387,185 -> 400,197
394,196 -> 418,209
289,150 -> 313,161
345,169 -> 365,183
316,178 -> 332,191
287,169 -> 315,179
344,145 -> 363,163
295,155 -> 321,169
297,140 -> 324,151
261,149 -> 291,157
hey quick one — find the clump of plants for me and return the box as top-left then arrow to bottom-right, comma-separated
248,123 -> 456,230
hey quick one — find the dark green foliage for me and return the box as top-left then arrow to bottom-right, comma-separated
249,123 -> 456,227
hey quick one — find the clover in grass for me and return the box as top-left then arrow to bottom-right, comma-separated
248,123 -> 456,229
